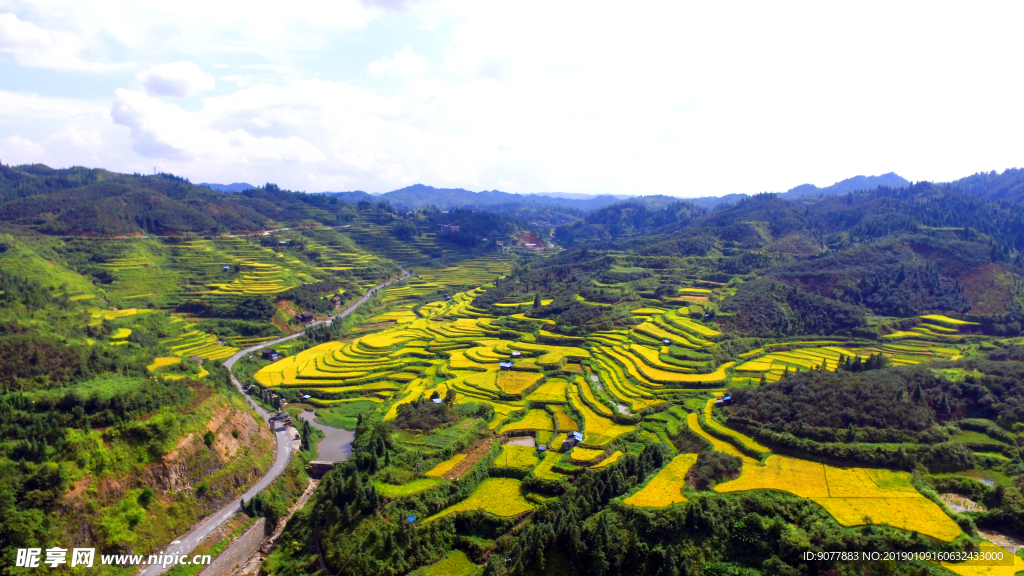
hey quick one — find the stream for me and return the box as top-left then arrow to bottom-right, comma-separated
297,410 -> 355,462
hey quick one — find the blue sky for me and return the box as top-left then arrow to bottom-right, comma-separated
1,0 -> 1023,196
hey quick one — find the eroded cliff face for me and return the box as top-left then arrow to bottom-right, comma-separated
57,392 -> 274,554
145,405 -> 269,493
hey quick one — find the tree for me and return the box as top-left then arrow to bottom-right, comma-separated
533,292 -> 542,309
912,383 -> 924,402
301,420 -> 312,451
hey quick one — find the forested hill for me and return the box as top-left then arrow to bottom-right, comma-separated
329,183 -> 643,211
0,165 -> 357,236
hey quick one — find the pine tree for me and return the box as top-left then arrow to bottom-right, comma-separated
912,383 -> 924,402
534,292 -> 542,308
759,373 -> 767,387
938,393 -> 951,414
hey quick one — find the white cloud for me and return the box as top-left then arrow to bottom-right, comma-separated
0,12 -> 131,71
137,61 -> 214,97
110,88 -> 326,163
0,134 -> 45,164
1,1 -> 1023,194
368,46 -> 428,79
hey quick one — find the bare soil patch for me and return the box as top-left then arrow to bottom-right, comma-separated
443,438 -> 496,480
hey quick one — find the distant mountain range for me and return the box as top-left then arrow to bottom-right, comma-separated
687,173 -> 912,208
194,173 -> 912,211
324,184 -> 634,211
199,182 -> 255,193
3,163 -> 1021,237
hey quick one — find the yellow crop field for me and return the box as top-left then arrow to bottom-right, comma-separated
526,379 -> 568,402
920,314 -> 979,326
425,454 -> 466,478
631,307 -> 667,315
569,385 -> 634,446
663,311 -> 721,337
687,413 -> 758,464
716,455 -> 962,541
578,377 -> 614,416
499,409 -> 554,433
511,342 -> 590,365
571,447 -> 605,461
412,550 -> 478,576
533,450 -> 566,481
702,399 -> 771,454
940,542 -> 1024,576
634,323 -> 692,347
716,455 -> 829,497
823,466 -> 918,498
623,453 -> 697,507
629,344 -> 694,373
810,497 -> 961,542
147,357 -> 180,371
551,406 -> 578,431
385,379 -> 428,420
425,478 -> 534,522
591,451 -> 623,469
609,347 -> 732,384
369,310 -> 418,324
110,328 -> 132,339
495,445 -> 540,469
374,478 -> 444,498
91,308 -> 151,321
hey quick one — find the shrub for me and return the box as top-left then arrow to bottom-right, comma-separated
688,449 -> 742,490
393,399 -> 455,432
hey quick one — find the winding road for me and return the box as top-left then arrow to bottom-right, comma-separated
140,266 -> 408,575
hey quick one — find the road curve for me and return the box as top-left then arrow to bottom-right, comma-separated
139,267 -> 408,575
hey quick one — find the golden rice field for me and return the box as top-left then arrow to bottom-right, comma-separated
499,410 -> 554,433
496,371 -> 543,394
374,478 -> 445,498
623,453 -> 698,508
570,447 -> 605,462
147,357 -> 180,371
591,451 -> 623,469
715,455 -> 961,541
567,384 -> 635,446
527,379 -> 568,402
410,550 -> 477,576
425,454 -> 466,478
425,478 -> 534,522
686,413 -> 758,464
731,342 -> 963,386
494,445 -> 540,469
551,406 -> 578,431
702,399 -> 772,454
533,450 -> 567,481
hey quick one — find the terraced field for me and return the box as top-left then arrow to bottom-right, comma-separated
715,455 -> 962,541
242,264 -> 984,554
623,453 -> 697,507
730,341 -> 962,386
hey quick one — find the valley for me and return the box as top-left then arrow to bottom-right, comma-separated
1,166 -> 1024,576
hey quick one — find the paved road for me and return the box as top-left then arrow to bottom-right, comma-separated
140,267 -> 408,575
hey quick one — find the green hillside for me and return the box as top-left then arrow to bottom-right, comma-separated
2,165 -> 1024,576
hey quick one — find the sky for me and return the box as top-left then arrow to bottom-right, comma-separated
0,1 -> 1022,197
